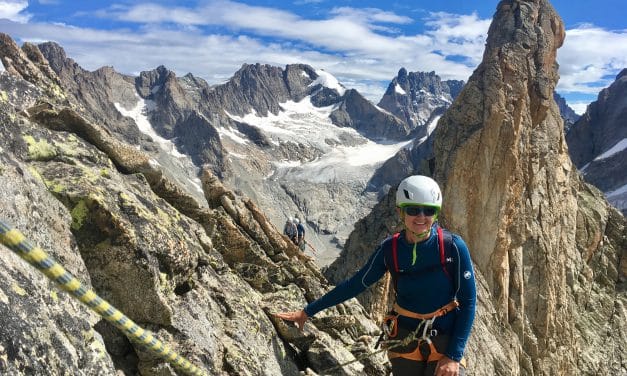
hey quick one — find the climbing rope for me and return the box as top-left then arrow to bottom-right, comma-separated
0,220 -> 208,376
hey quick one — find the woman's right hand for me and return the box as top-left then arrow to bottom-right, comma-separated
274,310 -> 308,331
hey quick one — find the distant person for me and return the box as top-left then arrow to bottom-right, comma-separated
283,216 -> 297,244
295,217 -> 305,251
276,175 -> 476,376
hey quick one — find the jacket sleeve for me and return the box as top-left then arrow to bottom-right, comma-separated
445,235 -> 477,362
304,244 -> 387,317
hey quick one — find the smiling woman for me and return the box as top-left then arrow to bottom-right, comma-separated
276,175 -> 477,376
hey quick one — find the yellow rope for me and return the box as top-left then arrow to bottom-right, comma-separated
0,220 -> 207,376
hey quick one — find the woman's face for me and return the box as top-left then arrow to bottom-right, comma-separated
398,205 -> 437,242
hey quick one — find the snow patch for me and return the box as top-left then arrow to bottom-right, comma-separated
217,126 -> 249,144
606,183 -> 627,213
394,84 -> 406,95
0,60 -> 4,72
594,138 -> 627,161
310,69 -> 346,96
426,115 -> 441,136
114,96 -> 203,194
114,98 -> 186,159
227,96 -> 340,145
287,138 -> 411,184
607,183 -> 627,199
416,115 -> 442,145
228,96 -> 410,184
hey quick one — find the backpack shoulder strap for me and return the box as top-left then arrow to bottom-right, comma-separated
437,226 -> 452,280
384,232 -> 402,293
391,232 -> 401,273
438,226 -> 460,298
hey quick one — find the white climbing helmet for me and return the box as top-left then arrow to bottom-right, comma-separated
293,218 -> 299,224
396,175 -> 442,209
287,216 -> 293,222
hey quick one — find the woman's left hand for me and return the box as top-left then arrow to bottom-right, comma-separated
435,356 -> 460,376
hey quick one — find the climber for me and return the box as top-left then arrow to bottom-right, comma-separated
283,216 -> 297,244
275,175 -> 476,376
295,217 -> 306,251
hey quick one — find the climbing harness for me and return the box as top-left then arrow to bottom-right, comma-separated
317,303 -> 462,375
374,226 -> 465,365
384,301 -> 465,367
0,220 -> 208,376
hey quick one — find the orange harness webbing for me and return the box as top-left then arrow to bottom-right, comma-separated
386,300 -> 466,367
393,300 -> 459,320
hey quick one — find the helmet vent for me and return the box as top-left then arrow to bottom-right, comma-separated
403,189 -> 411,199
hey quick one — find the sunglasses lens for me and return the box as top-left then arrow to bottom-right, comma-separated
404,206 -> 436,216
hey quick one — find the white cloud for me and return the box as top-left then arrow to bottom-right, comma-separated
0,0 -> 31,23
569,101 -> 590,115
424,11 -> 491,66
329,7 -> 413,25
557,26 -> 627,95
0,2 -> 493,103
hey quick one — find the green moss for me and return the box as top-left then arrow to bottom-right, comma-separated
22,134 -> 57,161
11,283 -> 27,296
70,200 -> 89,230
48,182 -> 65,193
50,290 -> 59,302
0,91 -> 8,103
48,84 -> 66,100
100,168 -> 110,178
119,192 -> 132,202
159,272 -> 174,295
27,166 -> 44,183
82,329 -> 108,359
56,142 -> 78,158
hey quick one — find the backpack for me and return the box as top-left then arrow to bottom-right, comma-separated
284,222 -> 296,238
384,226 -> 457,294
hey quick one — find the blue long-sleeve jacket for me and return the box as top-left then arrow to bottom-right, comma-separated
304,225 -> 476,362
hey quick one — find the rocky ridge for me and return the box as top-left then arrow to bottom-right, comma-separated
0,33 -> 387,375
554,92 -> 579,132
566,69 -> 627,215
32,46 -> 421,265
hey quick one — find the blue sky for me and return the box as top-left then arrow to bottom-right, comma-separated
1,0 -> 625,114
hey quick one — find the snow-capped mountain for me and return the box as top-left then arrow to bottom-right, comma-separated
378,68 -> 463,140
566,69 -> 627,215
35,44 -> 426,264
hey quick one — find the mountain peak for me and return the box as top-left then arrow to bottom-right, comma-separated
378,69 -> 462,131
